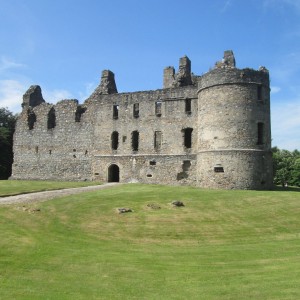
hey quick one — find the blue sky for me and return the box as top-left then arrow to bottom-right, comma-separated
0,0 -> 299,150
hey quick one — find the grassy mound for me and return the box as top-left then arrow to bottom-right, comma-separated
1,184 -> 300,299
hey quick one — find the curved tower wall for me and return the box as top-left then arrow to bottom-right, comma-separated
197,68 -> 273,189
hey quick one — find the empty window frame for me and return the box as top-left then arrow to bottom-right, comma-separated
154,131 -> 162,150
132,130 -> 139,151
75,106 -> 87,122
27,109 -> 36,130
133,103 -> 139,118
257,85 -> 263,101
214,166 -> 224,173
113,104 -> 119,119
111,131 -> 119,150
47,107 -> 56,129
185,99 -> 191,114
155,101 -> 162,116
257,122 -> 264,145
183,128 -> 193,148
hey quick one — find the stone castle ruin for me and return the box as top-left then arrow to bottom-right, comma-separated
11,51 -> 273,189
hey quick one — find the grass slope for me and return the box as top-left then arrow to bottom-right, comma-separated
0,180 -> 101,197
1,184 -> 300,299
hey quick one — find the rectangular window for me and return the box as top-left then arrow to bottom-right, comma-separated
113,104 -> 119,119
183,128 -> 193,149
185,99 -> 191,114
214,166 -> 224,173
154,131 -> 162,150
257,122 -> 264,145
133,103 -> 139,118
257,85 -> 263,101
132,130 -> 139,151
155,101 -> 162,117
111,131 -> 119,150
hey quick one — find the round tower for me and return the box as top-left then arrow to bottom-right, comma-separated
197,52 -> 273,189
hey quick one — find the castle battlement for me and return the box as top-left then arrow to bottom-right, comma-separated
11,51 -> 273,189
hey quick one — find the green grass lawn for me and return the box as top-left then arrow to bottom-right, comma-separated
0,180 -> 101,197
1,184 -> 300,299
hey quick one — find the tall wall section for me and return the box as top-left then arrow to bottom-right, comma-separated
197,66 -> 273,189
12,96 -> 93,181
86,85 -> 198,185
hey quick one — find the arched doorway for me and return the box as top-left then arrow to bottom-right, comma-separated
108,164 -> 120,182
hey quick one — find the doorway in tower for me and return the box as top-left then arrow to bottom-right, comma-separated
108,164 -> 120,182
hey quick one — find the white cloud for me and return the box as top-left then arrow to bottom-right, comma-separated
271,100 -> 300,150
271,86 -> 281,94
43,89 -> 74,103
0,57 -> 26,72
0,80 -> 27,113
78,82 -> 97,101
263,0 -> 300,11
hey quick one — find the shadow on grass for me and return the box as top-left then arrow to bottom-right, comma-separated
273,186 -> 300,192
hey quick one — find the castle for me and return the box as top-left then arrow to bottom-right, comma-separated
11,51 -> 273,189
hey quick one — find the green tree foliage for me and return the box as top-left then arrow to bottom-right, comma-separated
0,108 -> 17,179
273,147 -> 300,187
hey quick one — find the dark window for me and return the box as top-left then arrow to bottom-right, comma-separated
122,136 -> 127,143
182,160 -> 191,172
257,122 -> 264,145
47,107 -> 56,129
147,174 -> 153,178
150,160 -> 156,166
183,128 -> 193,148
75,106 -> 87,122
111,131 -> 119,150
257,85 -> 263,101
113,104 -> 119,119
133,103 -> 139,118
27,109 -> 36,130
154,131 -> 162,150
214,166 -> 224,173
132,130 -> 139,151
155,101 -> 162,116
185,99 -> 191,114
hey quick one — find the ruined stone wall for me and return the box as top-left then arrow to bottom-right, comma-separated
12,100 -> 93,181
11,51 -> 273,189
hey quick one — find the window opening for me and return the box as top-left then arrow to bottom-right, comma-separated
182,160 -> 191,172
147,174 -> 153,178
75,106 -> 87,122
113,104 -> 119,119
35,146 -> 38,154
257,122 -> 264,145
27,109 -> 36,130
49,150 -> 52,155
185,99 -> 191,114
133,103 -> 139,118
183,128 -> 193,148
132,130 -> 139,151
111,131 -> 119,150
155,101 -> 162,117
122,136 -> 127,143
154,131 -> 162,150
47,107 -> 56,129
150,160 -> 156,166
257,85 -> 263,101
214,166 -> 224,173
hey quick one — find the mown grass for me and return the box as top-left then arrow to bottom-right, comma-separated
0,184 -> 300,299
0,180 -> 101,197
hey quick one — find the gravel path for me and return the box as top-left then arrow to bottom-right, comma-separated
0,183 -> 120,205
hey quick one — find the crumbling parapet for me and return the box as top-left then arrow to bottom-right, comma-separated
163,56 -> 193,88
22,85 -> 45,109
97,70 -> 118,95
215,50 -> 236,69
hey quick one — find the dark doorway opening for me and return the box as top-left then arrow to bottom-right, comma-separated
108,164 -> 120,182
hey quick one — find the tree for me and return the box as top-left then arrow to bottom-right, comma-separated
0,108 -> 17,179
272,147 -> 300,187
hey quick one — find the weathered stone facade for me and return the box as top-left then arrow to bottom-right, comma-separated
11,51 -> 273,189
